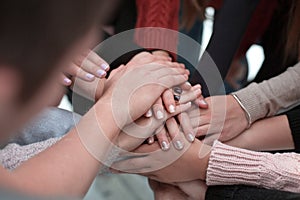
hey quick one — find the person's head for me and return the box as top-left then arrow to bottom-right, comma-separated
0,0 -> 103,141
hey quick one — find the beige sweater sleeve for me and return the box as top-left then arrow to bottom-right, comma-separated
232,62 -> 300,123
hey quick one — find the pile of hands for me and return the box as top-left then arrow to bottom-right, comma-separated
62,50 -> 250,200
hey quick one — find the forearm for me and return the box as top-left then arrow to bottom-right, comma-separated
233,62 -> 300,123
2,104 -> 119,197
226,115 -> 294,151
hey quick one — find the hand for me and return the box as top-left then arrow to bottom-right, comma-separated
98,52 -> 189,126
117,102 -> 192,152
145,50 -> 186,119
187,95 -> 248,142
175,180 -> 207,200
61,50 -> 109,86
149,179 -> 188,200
111,137 -> 211,183
149,179 -> 207,200
149,85 -> 205,146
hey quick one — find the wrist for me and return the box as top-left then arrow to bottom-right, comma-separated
74,102 -> 121,164
194,140 -> 211,180
228,94 -> 250,129
152,50 -> 170,58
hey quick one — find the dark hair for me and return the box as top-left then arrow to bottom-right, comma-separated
181,0 -> 208,31
0,0 -> 103,102
286,0 -> 300,60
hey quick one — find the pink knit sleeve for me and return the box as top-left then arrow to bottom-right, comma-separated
206,141 -> 300,193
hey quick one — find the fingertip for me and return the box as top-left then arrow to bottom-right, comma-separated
174,140 -> 184,150
101,63 -> 110,71
85,73 -> 95,81
155,110 -> 164,119
199,99 -> 209,108
148,137 -> 155,144
187,133 -> 195,143
168,105 -> 176,113
161,141 -> 170,151
195,99 -> 208,108
145,109 -> 153,117
63,77 -> 72,86
96,69 -> 107,78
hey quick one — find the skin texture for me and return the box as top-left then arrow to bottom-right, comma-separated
189,95 -> 249,142
62,50 -> 110,86
0,51 -> 189,197
115,103 -> 294,199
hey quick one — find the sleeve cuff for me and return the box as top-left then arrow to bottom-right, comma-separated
232,83 -> 268,122
206,141 -> 300,193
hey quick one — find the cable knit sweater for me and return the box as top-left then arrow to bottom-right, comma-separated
207,141 -> 300,193
135,0 -> 179,55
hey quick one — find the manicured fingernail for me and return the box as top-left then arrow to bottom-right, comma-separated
169,105 -> 175,113
86,73 -> 95,80
145,109 -> 152,117
194,89 -> 201,96
64,77 -> 72,85
161,141 -> 170,151
186,102 -> 192,107
200,99 -> 208,105
148,137 -> 154,144
185,82 -> 192,87
156,110 -> 164,119
101,63 -> 109,71
96,69 -> 106,77
174,140 -> 184,150
187,133 -> 195,142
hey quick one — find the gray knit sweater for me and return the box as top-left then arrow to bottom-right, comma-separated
233,62 -> 300,124
0,107 -> 80,170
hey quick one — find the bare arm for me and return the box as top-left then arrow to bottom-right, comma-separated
226,115 -> 295,151
0,104 -> 117,197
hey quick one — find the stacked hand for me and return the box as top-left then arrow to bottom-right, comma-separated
61,50 -> 110,86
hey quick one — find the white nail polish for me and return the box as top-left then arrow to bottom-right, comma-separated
145,110 -> 152,117
169,105 -> 175,113
96,69 -> 106,77
86,73 -> 95,80
186,102 -> 192,107
174,140 -> 184,150
200,99 -> 208,105
64,78 -> 72,85
187,133 -> 195,142
161,141 -> 170,151
185,81 -> 192,87
101,63 -> 109,71
148,137 -> 154,144
156,110 -> 164,119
